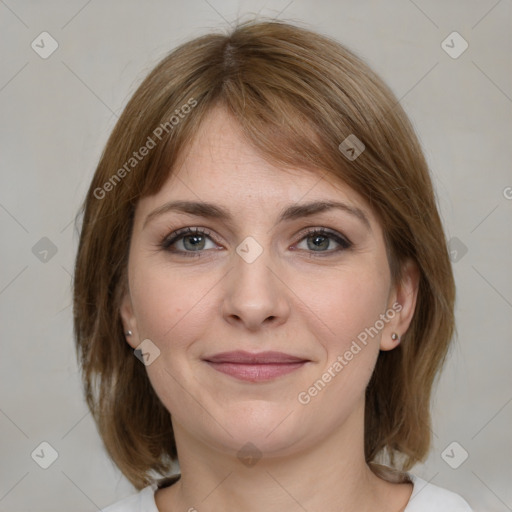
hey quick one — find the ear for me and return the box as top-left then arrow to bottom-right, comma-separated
119,288 -> 139,349
380,258 -> 420,351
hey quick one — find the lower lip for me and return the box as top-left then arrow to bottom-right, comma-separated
206,362 -> 307,382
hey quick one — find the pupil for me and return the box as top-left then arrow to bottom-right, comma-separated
185,235 -> 204,250
310,235 -> 328,250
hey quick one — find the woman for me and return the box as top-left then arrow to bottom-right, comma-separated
73,19 -> 473,511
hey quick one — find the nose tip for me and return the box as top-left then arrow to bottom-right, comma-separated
231,314 -> 276,325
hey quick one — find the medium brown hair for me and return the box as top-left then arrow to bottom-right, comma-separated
73,18 -> 456,489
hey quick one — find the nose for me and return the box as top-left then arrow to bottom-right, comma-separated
220,243 -> 291,332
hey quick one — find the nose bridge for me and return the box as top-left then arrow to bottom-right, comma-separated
221,235 -> 289,329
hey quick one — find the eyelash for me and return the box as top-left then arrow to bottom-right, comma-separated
159,226 -> 352,258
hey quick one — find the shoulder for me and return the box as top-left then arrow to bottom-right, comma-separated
405,474 -> 473,511
102,484 -> 158,512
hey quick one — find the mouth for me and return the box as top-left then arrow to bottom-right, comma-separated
203,351 -> 309,382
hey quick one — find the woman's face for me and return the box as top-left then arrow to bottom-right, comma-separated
121,105 -> 417,460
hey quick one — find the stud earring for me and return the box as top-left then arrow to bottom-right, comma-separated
391,332 -> 399,341
126,330 -> 133,336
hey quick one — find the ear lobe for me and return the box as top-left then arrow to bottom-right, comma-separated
380,258 -> 420,351
119,291 -> 138,349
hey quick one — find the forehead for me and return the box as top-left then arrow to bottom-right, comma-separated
136,105 -> 378,230
173,106 -> 317,191
156,107 -> 368,207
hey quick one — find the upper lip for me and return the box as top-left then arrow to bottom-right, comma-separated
204,351 -> 308,364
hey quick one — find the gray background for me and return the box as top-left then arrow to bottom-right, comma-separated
1,1 -> 511,510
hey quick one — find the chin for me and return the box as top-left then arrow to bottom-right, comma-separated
206,403 -> 312,457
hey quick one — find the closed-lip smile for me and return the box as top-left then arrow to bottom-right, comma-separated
203,350 -> 309,382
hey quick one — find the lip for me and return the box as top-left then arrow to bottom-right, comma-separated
204,351 -> 309,382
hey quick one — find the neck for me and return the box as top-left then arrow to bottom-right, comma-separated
155,401 -> 412,512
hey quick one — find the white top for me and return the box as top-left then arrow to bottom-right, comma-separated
103,474 -> 473,511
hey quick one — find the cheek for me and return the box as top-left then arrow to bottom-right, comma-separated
129,258 -> 217,345
128,262 -> 215,417
293,270 -> 387,417
294,264 -> 390,350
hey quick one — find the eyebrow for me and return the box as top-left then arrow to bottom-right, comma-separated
143,199 -> 371,231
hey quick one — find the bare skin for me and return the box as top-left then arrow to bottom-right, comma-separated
121,105 -> 419,512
